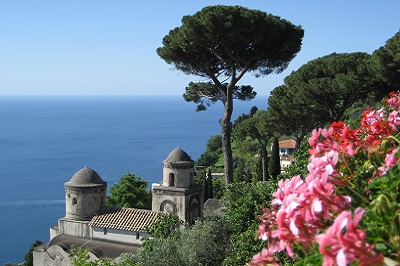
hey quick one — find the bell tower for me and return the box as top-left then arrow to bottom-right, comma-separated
64,167 -> 107,221
152,147 -> 203,223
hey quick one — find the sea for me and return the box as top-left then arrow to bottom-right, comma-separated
0,95 -> 267,265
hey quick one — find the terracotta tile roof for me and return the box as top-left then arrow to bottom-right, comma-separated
89,206 -> 164,232
279,139 -> 296,149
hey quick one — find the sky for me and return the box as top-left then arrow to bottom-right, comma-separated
0,1 -> 399,96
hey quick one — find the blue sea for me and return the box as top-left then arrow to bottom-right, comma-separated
0,95 -> 267,264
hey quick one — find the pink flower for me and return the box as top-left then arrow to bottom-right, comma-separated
308,150 -> 339,181
388,110 -> 400,130
257,206 -> 278,242
309,127 -> 341,157
387,91 -> 400,109
272,175 -> 304,206
315,207 -> 382,266
362,108 -> 385,127
378,148 -> 400,176
248,248 -> 281,266
385,148 -> 399,167
264,146 -> 351,258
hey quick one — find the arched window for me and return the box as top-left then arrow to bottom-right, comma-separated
169,173 -> 175,187
72,198 -> 77,205
160,200 -> 177,214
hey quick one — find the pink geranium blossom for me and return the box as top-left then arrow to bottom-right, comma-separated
378,148 -> 400,176
387,110 -> 400,130
387,91 -> 400,109
362,108 -> 386,127
315,207 -> 382,266
261,151 -> 351,257
248,248 -> 280,266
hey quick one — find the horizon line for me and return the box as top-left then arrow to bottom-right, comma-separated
0,94 -> 269,97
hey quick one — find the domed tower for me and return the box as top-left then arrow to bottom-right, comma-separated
152,147 -> 203,224
162,147 -> 195,188
64,167 -> 107,221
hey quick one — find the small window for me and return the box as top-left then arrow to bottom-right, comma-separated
104,228 -> 107,235
168,173 -> 175,187
72,198 -> 77,205
136,232 -> 140,239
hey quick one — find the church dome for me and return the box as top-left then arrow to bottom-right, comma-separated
65,167 -> 106,187
165,147 -> 193,162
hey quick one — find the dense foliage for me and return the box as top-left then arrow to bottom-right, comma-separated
267,52 -> 385,148
250,92 -> 400,265
267,84 -> 324,148
233,110 -> 274,181
122,214 -> 233,266
222,181 -> 278,265
141,213 -> 182,252
107,173 -> 152,209
196,134 -> 223,167
183,82 -> 256,112
284,52 -> 380,122
372,31 -> 400,92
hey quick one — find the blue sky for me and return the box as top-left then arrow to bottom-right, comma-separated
0,1 -> 399,96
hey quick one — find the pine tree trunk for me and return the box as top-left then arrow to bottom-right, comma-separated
220,94 -> 234,186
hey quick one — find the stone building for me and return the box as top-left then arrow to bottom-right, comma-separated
152,147 -> 203,224
33,147 -> 203,265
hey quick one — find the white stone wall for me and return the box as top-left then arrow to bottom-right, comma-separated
152,188 -> 186,221
92,227 -> 149,245
162,166 -> 193,188
65,186 -> 106,220
49,225 -> 59,241
58,218 -> 92,239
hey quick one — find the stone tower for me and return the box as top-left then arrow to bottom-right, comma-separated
64,167 -> 107,221
152,147 -> 203,224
